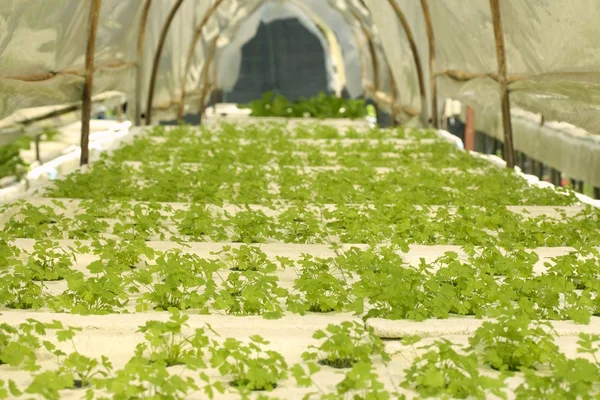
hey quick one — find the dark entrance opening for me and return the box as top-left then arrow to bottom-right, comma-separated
226,18 -> 331,103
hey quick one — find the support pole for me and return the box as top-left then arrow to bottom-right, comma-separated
389,69 -> 398,126
351,11 -> 380,104
134,0 -> 153,126
177,0 -> 226,120
35,134 -> 41,164
489,0 -> 515,168
420,0 -> 438,127
386,0 -> 428,125
198,36 -> 220,119
80,0 -> 102,166
145,0 -> 186,125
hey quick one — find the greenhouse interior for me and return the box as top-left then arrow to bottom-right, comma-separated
2,0 -> 600,398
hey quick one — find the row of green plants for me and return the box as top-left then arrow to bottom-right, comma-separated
145,122 -> 437,140
111,123 -> 493,170
2,309 -> 600,399
3,239 -> 600,323
45,158 -> 577,206
3,199 -> 598,247
37,123 -> 576,206
1,121 -> 596,398
239,91 -> 368,119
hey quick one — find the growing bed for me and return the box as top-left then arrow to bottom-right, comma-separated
1,121 -> 600,399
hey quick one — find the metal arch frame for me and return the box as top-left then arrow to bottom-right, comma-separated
144,0 -> 186,125
385,0 -> 428,125
176,0 -> 226,120
139,0 -> 400,125
177,0 -> 377,121
348,7 -> 400,124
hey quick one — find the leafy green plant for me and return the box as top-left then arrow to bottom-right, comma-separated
225,207 -> 276,243
0,319 -> 48,370
287,254 -> 358,314
422,252 -> 499,318
2,200 -> 65,238
0,379 -> 20,400
352,259 -> 431,321
94,356 -> 206,400
66,212 -> 109,239
402,339 -> 506,399
302,321 -> 389,369
174,204 -> 227,241
240,91 -> 367,119
51,269 -> 130,314
276,205 -> 326,244
58,352 -> 112,389
0,136 -> 31,180
113,202 -> 168,241
133,250 -> 220,311
0,268 -> 45,309
515,356 -> 600,400
212,268 -> 287,319
209,335 -> 288,391
26,239 -> 76,281
546,245 -> 600,291
216,244 -> 275,272
0,235 -> 20,270
514,333 -> 600,399
135,309 -> 214,368
293,360 -> 398,400
24,370 -> 75,400
88,238 -> 156,271
468,310 -> 560,371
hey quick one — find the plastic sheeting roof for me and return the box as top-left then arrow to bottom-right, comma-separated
1,0 -> 600,184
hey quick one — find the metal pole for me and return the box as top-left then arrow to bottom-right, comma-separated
489,0 -> 516,168
80,0 -> 102,166
134,0 -> 153,126
145,0 -> 186,125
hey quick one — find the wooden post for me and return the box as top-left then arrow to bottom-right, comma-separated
420,0 -> 438,127
389,69 -> 398,126
177,0 -> 226,120
464,106 -> 475,151
198,36 -> 220,119
35,134 -> 41,164
134,0 -> 153,126
80,0 -> 102,166
145,0 -> 186,125
489,0 -> 515,168
386,0 -> 428,125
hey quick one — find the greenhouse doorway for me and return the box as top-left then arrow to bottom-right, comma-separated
225,18 -> 331,104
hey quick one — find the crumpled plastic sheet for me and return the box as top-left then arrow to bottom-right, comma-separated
0,0 -> 378,125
